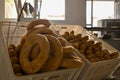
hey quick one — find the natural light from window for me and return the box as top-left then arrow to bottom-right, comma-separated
5,0 -> 65,20
41,0 -> 65,20
86,1 -> 114,27
5,0 -> 17,18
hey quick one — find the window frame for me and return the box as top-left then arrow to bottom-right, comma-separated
86,0 -> 115,28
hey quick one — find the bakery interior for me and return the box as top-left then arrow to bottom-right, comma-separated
0,0 -> 120,80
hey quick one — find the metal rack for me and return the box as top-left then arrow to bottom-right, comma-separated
85,27 -> 120,32
85,27 -> 120,51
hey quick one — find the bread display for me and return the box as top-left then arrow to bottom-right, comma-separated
7,21 -> 83,76
62,31 -> 119,62
60,46 -> 83,68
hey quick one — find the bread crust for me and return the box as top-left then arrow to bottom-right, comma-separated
27,19 -> 51,31
40,35 -> 63,71
20,34 -> 50,74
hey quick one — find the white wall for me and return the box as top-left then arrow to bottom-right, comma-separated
0,0 -> 86,27
50,0 -> 86,27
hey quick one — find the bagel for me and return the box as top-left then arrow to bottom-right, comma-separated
27,19 -> 51,31
20,34 -> 50,74
21,26 -> 55,48
60,57 -> 83,68
20,36 -> 26,46
27,27 -> 56,37
30,44 -> 40,61
40,35 -> 63,71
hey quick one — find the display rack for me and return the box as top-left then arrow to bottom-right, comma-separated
0,21 -> 85,80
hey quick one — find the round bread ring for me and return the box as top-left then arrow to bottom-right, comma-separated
27,19 -> 51,31
23,27 -> 56,47
22,26 -> 55,47
20,34 -> 50,74
20,35 -> 26,46
30,44 -> 40,61
26,27 -> 56,37
40,35 -> 63,71
60,58 -> 83,68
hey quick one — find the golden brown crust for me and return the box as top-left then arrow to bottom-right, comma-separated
71,42 -> 79,49
26,27 -> 56,37
70,31 -> 74,34
57,37 -> 68,47
40,35 -> 63,71
8,49 -> 17,57
27,19 -> 51,31
76,33 -> 82,41
8,44 -> 16,50
20,34 -> 50,74
20,36 -> 26,46
13,64 -> 22,73
63,46 -> 77,59
61,31 -> 119,62
60,57 -> 83,68
62,31 -> 69,38
63,46 -> 75,53
30,44 -> 40,61
10,57 -> 19,64
66,34 -> 76,41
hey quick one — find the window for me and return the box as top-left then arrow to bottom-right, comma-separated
5,0 -> 17,18
86,0 -> 114,27
40,0 -> 65,20
5,0 -> 65,20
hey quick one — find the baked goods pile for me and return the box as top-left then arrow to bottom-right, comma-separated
62,31 -> 119,62
7,19 -> 83,76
